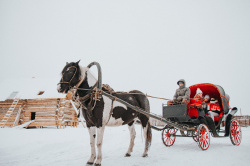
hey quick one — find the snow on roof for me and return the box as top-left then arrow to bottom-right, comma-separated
0,77 -> 65,100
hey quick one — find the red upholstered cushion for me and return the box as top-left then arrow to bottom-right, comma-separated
214,111 -> 223,121
188,107 -> 199,118
214,117 -> 220,121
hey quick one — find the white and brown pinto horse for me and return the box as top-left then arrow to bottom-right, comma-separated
57,61 -> 152,166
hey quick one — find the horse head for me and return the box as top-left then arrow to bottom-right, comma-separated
57,60 -> 83,94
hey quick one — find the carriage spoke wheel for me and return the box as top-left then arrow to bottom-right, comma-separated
230,119 -> 242,146
162,127 -> 176,147
197,124 -> 210,150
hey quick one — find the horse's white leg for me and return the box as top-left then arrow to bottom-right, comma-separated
87,127 -> 96,165
94,126 -> 105,166
142,123 -> 151,157
125,123 -> 136,157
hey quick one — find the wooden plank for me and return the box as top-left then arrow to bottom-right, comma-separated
24,111 -> 57,114
35,114 -> 57,117
35,119 -> 57,121
25,105 -> 57,108
35,117 -> 56,120
0,105 -> 22,108
29,122 -> 57,126
27,107 -> 57,110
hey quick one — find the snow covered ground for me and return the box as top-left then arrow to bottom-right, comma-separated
0,125 -> 249,166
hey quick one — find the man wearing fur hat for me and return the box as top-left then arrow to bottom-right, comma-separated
167,79 -> 190,105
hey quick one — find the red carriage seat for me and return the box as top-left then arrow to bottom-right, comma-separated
214,112 -> 223,121
188,83 -> 229,121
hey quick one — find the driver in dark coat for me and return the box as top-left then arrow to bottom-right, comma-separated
167,79 -> 190,105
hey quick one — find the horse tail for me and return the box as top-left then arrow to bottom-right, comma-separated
145,120 -> 152,148
129,90 -> 150,113
129,90 -> 152,148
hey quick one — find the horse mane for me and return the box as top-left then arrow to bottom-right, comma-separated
80,66 -> 97,87
79,66 -> 88,81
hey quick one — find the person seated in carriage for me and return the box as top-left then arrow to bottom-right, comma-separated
204,94 -> 210,103
202,94 -> 210,112
201,94 -> 220,137
194,88 -> 203,101
189,88 -> 205,109
167,79 -> 190,106
207,97 -> 221,121
203,95 -> 221,121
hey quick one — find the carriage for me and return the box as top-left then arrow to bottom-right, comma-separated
161,83 -> 242,150
81,62 -> 242,151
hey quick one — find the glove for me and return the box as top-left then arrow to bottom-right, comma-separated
177,96 -> 183,101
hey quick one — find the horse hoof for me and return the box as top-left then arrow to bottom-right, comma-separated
142,154 -> 148,157
125,153 -> 131,157
94,164 -> 101,166
86,162 -> 94,165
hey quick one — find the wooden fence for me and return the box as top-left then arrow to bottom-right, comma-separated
234,115 -> 250,127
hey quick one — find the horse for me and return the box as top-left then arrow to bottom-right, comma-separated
57,61 -> 152,166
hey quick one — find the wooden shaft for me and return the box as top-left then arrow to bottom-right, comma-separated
146,95 -> 171,101
102,91 -> 189,131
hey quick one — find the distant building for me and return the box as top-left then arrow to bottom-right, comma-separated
0,77 -> 80,128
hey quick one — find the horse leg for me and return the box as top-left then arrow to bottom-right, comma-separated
94,126 -> 105,166
139,116 -> 152,157
125,122 -> 136,157
87,127 -> 96,165
142,122 -> 151,157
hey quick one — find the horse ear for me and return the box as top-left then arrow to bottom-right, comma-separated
66,62 -> 69,65
76,60 -> 80,64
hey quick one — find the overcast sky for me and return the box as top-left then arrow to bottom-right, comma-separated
0,0 -> 250,115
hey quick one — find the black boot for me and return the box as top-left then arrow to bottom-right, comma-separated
205,116 -> 219,137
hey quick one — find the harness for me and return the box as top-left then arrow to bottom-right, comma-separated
58,65 -> 103,126
58,66 -> 79,87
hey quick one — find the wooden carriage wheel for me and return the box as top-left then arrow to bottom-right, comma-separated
230,119 -> 242,146
197,124 -> 210,150
162,127 -> 176,147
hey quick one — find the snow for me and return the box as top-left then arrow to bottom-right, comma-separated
14,120 -> 35,129
0,125 -> 249,166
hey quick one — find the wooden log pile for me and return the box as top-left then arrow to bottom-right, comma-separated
0,98 -> 79,128
234,115 -> 250,127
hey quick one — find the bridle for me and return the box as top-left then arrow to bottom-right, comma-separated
57,66 -> 85,89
